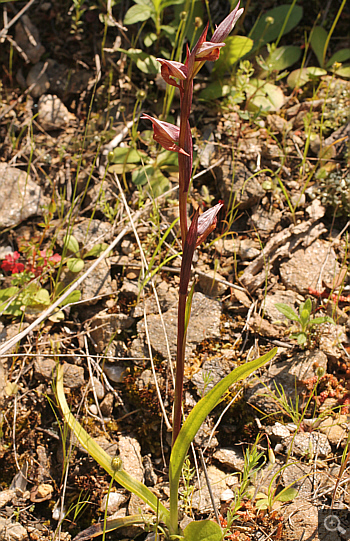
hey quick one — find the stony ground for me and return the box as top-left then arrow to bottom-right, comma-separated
0,1 -> 350,540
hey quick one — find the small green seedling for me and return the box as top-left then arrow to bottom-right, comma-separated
275,298 -> 334,347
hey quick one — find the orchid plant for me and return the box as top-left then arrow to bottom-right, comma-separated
57,4 -> 276,540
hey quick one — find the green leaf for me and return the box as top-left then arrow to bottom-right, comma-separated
169,348 -> 277,521
124,4 -> 153,25
67,258 -> 85,273
64,234 -> 80,254
108,147 -> 146,164
332,64 -> 350,78
118,48 -> 160,75
0,286 -> 22,316
56,364 -> 170,525
274,303 -> 300,322
149,168 -> 170,198
184,520 -> 222,541
72,515 -> 151,541
48,309 -> 65,323
213,36 -> 253,75
265,45 -> 301,71
199,80 -> 231,101
299,298 -> 311,319
287,67 -> 327,88
59,290 -> 81,306
326,48 -> 350,68
132,164 -> 154,186
108,163 -> 138,174
250,5 -> 303,47
310,26 -> 327,67
32,288 -> 51,305
256,498 -> 269,510
275,487 -> 298,502
297,333 -> 307,346
144,32 -> 157,47
84,243 -> 109,259
308,316 -> 335,327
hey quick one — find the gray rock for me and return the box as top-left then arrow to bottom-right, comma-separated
35,358 -> 84,389
15,15 -> 45,64
0,490 -> 15,509
143,455 -> 157,486
238,238 -> 261,260
266,114 -> 289,134
249,208 -> 282,235
214,237 -> 240,256
79,259 -> 116,304
103,364 -> 126,384
100,491 -> 126,515
120,280 -> 139,300
38,94 -> 70,130
246,350 -> 328,415
135,292 -> 222,360
191,356 -> 235,397
93,435 -> 118,457
61,363 -> 85,389
215,160 -> 264,209
89,311 -> 134,353
197,269 -> 227,297
68,219 -> 112,251
265,422 -> 291,442
118,436 -> 144,483
318,415 -> 349,446
191,465 -> 227,512
0,164 -> 43,228
285,432 -> 332,458
100,393 -> 114,417
262,289 -> 301,324
0,518 -> 27,541
121,239 -> 134,255
280,239 -> 340,295
194,418 -> 218,449
34,357 -> 56,381
89,376 -> 105,400
213,447 -> 245,472
282,499 -> 319,541
26,62 -> 50,97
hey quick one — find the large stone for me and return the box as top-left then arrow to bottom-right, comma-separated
197,269 -> 228,297
89,311 -> 134,353
118,435 -> 144,483
26,62 -> 50,97
262,289 -> 301,324
135,292 -> 222,360
38,94 -> 70,130
191,465 -> 227,511
280,239 -> 340,295
246,349 -> 328,415
15,16 -> 45,64
0,164 -> 43,228
215,159 -> 264,209
285,431 -> 332,458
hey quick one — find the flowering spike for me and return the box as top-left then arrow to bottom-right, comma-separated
196,202 -> 223,247
157,59 -> 187,88
142,114 -> 189,155
211,2 -> 244,43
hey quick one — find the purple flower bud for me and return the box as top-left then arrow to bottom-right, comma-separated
157,59 -> 187,88
211,2 -> 244,43
196,202 -> 223,247
142,114 -> 189,155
